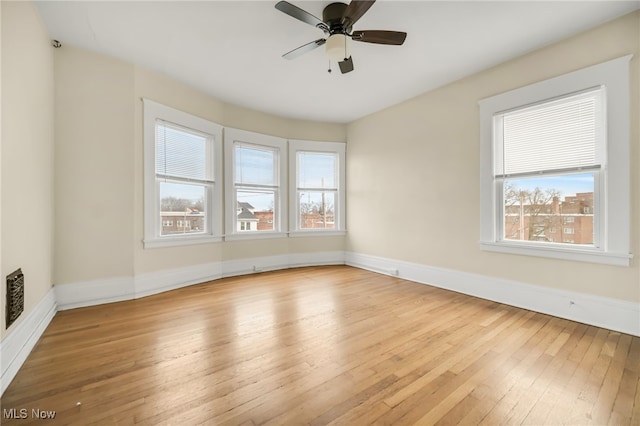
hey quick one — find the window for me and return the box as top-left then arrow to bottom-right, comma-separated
564,228 -> 575,235
500,88 -> 600,247
224,128 -> 287,239
479,56 -> 631,266
143,100 -> 223,248
289,140 -> 346,235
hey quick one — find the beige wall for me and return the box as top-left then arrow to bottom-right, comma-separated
52,46 -> 346,283
346,11 -> 640,303
54,48 -> 135,285
1,2 -> 55,337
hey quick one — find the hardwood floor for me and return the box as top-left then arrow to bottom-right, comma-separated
1,266 -> 638,425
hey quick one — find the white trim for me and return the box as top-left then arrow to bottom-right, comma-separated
1,288 -> 57,395
479,55 -> 632,264
53,251 -> 639,337
221,255 -> 291,277
289,230 -> 347,237
345,252 -> 640,337
8,251 -> 636,396
480,241 -> 632,266
135,262 -> 222,299
224,128 -> 288,239
142,99 -> 224,248
55,276 -> 135,310
54,251 -> 346,309
289,139 -> 346,233
223,232 -> 288,242
142,235 -> 222,249
54,252 -> 638,336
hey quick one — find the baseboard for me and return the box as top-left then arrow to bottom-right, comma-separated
55,251 -> 346,309
1,288 -> 57,395
135,262 -> 223,299
53,250 -> 638,336
55,276 -> 135,311
221,251 -> 346,278
345,251 -> 640,337
8,250 -> 637,399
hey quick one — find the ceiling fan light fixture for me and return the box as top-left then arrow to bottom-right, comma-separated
325,34 -> 350,62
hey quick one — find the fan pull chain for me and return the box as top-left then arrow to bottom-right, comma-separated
328,60 -> 332,73
344,34 -> 348,61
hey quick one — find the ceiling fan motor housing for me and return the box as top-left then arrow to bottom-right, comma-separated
323,2 -> 352,34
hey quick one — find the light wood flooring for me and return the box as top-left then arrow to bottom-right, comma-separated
1,265 -> 639,425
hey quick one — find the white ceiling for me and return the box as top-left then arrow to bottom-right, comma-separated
36,1 -> 639,123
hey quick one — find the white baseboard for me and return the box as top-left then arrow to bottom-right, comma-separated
55,276 -> 135,311
345,251 -> 640,337
135,261 -> 223,299
1,288 -> 57,395
55,251 -> 346,309
6,250 -> 637,398
54,250 -> 639,336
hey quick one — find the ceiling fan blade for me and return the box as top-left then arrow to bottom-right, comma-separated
282,38 -> 326,60
342,0 -> 375,28
275,1 -> 327,30
351,30 -> 407,45
339,56 -> 354,74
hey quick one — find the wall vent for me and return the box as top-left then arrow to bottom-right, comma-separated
6,268 -> 24,328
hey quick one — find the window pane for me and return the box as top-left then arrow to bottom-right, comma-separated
299,191 -> 335,229
236,189 -> 275,232
159,181 -> 206,235
298,152 -> 337,188
503,173 -> 594,245
156,122 -> 207,180
235,145 -> 275,186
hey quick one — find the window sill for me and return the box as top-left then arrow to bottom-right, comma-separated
144,235 -> 222,249
289,230 -> 347,238
480,241 -> 631,266
224,232 -> 288,241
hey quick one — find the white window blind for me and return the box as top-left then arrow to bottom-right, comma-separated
156,121 -> 209,182
496,87 -> 603,177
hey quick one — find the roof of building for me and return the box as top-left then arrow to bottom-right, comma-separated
238,202 -> 254,210
237,208 -> 257,220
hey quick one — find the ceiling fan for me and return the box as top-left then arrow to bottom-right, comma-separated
275,0 -> 407,74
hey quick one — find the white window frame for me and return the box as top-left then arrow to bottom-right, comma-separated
224,128 -> 287,240
143,99 -> 223,248
289,140 -> 346,236
479,55 -> 632,266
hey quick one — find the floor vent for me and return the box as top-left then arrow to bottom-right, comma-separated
6,268 -> 24,328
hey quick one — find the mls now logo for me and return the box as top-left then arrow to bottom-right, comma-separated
3,408 -> 56,419
3,408 -> 28,419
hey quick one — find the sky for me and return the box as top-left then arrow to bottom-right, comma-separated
505,172 -> 594,198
